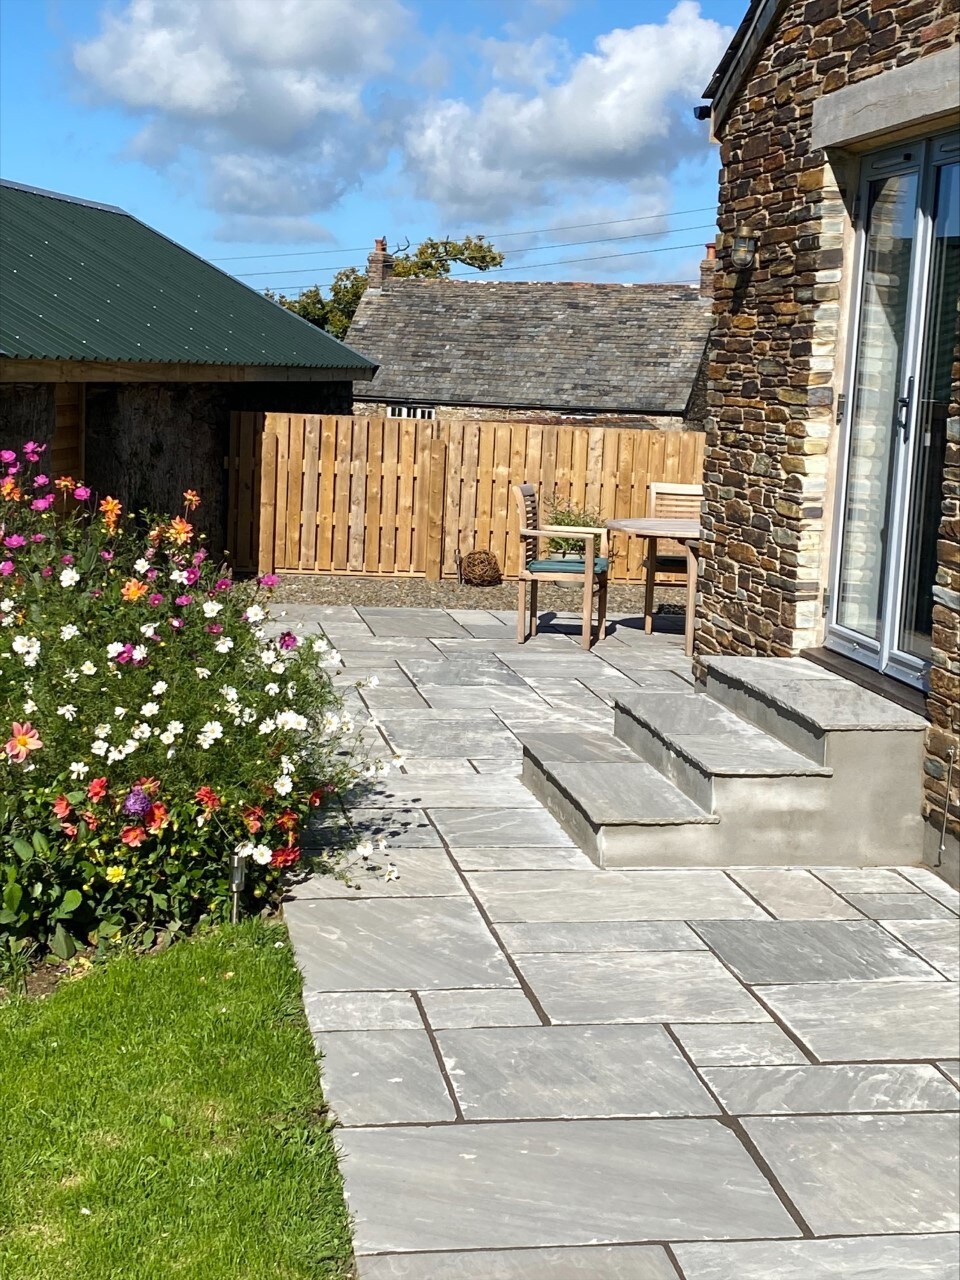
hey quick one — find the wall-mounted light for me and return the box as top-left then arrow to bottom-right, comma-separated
731,224 -> 758,271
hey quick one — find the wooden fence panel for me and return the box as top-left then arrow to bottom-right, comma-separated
231,413 -> 704,581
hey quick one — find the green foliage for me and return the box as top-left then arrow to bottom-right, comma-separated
545,496 -> 604,558
265,234 -> 505,338
0,443 -> 379,959
0,922 -> 354,1279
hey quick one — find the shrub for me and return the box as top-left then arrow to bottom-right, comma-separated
545,496 -> 603,557
0,441 -> 373,960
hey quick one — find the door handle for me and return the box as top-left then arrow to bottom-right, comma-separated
897,375 -> 915,443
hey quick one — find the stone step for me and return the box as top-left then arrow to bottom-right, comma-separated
612,689 -> 832,813
701,656 -> 927,765
518,732 -> 717,869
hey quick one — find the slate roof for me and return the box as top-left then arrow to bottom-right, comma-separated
347,279 -> 712,415
0,180 -> 376,375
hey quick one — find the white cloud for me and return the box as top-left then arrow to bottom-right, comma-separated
72,0 -> 409,223
405,2 -> 730,220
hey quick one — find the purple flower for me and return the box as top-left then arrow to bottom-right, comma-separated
3,535 -> 25,549
215,577 -> 232,591
185,567 -> 201,586
101,550 -> 114,562
146,568 -> 158,581
193,549 -> 208,566
31,495 -> 55,512
170,617 -> 185,630
31,534 -> 46,543
73,485 -> 91,501
174,594 -> 192,606
40,565 -> 52,578
34,474 -> 50,488
148,593 -> 164,607
278,630 -> 298,651
0,560 -> 13,577
258,573 -> 279,587
205,622 -> 223,635
121,786 -> 151,818
61,554 -> 74,565
0,450 -> 15,464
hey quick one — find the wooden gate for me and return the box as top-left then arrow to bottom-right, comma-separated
226,412 -> 705,580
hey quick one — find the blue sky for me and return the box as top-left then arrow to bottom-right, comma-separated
0,0 -> 747,295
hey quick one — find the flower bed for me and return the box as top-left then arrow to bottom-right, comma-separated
0,442 -> 369,960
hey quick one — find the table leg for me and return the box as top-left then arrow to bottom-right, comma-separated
684,539 -> 698,658
643,536 -> 657,635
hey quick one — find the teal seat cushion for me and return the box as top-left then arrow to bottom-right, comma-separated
528,556 -> 608,575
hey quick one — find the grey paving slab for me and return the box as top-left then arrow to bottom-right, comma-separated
358,607 -> 469,637
470,757 -> 523,774
376,712 -> 520,758
353,777 -> 541,809
312,807 -> 441,850
673,1234 -> 960,1280
432,807 -> 575,848
843,892 -> 958,920
546,760 -> 714,825
897,866 -> 960,912
292,851 -> 465,899
303,990 -> 422,1032
517,951 -> 767,1024
745,1112 -> 960,1234
692,920 -> 942,983
815,868 -> 922,893
453,846 -> 592,871
940,1060 -> 960,1086
338,1119 -> 801,1252
760,980 -> 960,1062
727,869 -> 862,919
361,688 -> 430,713
419,988 -> 541,1029
394,758 -> 478,777
497,920 -> 707,953
319,1029 -> 456,1125
702,1063 -> 960,1114
357,1244 -> 679,1279
399,657 -> 527,687
438,1024 -> 720,1119
883,920 -> 960,979
466,869 -> 768,922
285,897 -> 518,991
671,1022 -> 809,1066
420,686 -> 544,712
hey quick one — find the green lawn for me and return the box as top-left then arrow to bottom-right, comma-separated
0,922 -> 354,1280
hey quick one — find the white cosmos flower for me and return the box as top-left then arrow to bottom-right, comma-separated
64,669 -> 79,684
60,567 -> 80,588
169,569 -> 188,585
69,761 -> 89,779
134,558 -> 150,574
106,643 -> 124,659
132,722 -> 152,740
273,775 -> 293,796
151,681 -> 168,695
80,661 -> 97,675
140,702 -> 160,718
214,637 -> 234,654
56,705 -> 77,721
383,863 -> 399,882
264,683 -> 280,696
270,662 -> 286,675
159,731 -> 175,745
94,723 -> 111,738
195,667 -> 211,680
312,636 -> 329,652
197,720 -> 223,749
258,718 -> 276,735
22,699 -> 37,714
276,710 -> 307,732
60,624 -> 80,640
166,720 -> 184,736
244,605 -> 265,623
114,706 -> 127,718
91,740 -> 109,757
366,675 -> 380,689
220,685 -> 238,702
140,624 -> 157,639
132,645 -> 148,661
355,839 -> 374,859
202,601 -> 223,618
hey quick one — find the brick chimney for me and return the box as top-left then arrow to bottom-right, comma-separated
366,237 -> 394,291
699,242 -> 717,298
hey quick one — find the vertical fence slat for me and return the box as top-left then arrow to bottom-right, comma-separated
332,418 -> 352,572
271,414 -> 290,570
300,416 -> 320,570
285,415 -> 304,570
380,418 -> 399,574
258,428 -> 278,575
348,417 -> 368,572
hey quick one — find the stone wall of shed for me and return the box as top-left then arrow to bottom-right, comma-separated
699,0 -> 958,663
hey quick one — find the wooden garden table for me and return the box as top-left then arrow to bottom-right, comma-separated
605,517 -> 701,657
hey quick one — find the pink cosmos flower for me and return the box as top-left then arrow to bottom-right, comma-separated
205,622 -> 223,635
174,594 -> 192,606
34,474 -> 50,488
61,554 -> 74,565
5,464 -> 19,476
3,535 -> 25,549
31,495 -> 55,511
0,561 -> 13,577
40,565 -> 52,578
146,568 -> 158,581
170,617 -> 185,630
73,485 -> 91,501
279,631 -> 298,651
0,450 -> 15,464
148,593 -> 164,607
193,549 -> 208,566
23,440 -> 45,455
100,550 -> 114,562
116,644 -> 135,664
215,577 -> 232,592
185,567 -> 201,585
31,534 -> 46,543
258,573 -> 279,587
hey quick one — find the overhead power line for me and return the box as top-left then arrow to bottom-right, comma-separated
261,240 -> 709,293
212,205 -> 718,264
240,222 -> 716,281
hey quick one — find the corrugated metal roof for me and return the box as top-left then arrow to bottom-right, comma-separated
0,180 -> 376,373
348,279 -> 712,414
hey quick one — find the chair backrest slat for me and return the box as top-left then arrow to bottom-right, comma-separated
647,482 -> 702,557
513,483 -> 538,568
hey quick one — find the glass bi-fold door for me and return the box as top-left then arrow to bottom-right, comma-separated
828,132 -> 959,689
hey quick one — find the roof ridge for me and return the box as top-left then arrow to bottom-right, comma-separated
0,178 -> 127,215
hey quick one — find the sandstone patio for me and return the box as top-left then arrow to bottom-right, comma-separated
278,604 -> 960,1279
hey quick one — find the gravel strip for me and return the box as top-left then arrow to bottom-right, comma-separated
272,573 -> 686,613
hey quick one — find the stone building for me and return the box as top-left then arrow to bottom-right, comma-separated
0,180 -> 376,551
347,241 -> 716,430
697,0 -> 959,875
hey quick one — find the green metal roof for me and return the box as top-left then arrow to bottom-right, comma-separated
0,180 -> 376,374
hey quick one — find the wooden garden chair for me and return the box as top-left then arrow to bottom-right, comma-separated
512,482 -> 609,649
642,482 -> 703,631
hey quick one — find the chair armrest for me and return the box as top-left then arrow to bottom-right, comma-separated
536,525 -> 609,557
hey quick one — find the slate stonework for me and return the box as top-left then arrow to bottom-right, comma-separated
699,0 -> 959,851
